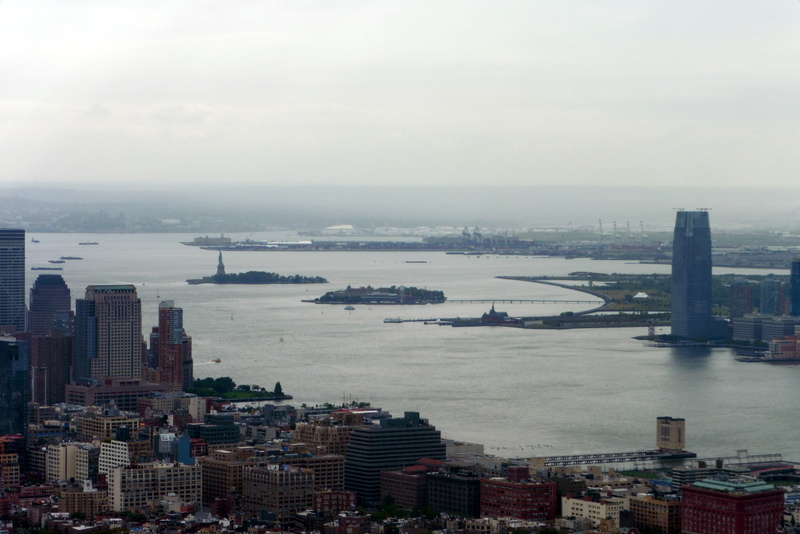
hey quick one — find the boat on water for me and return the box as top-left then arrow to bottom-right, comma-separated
49,259 -> 65,264
79,242 -> 99,245
384,317 -> 402,323
344,305 -> 355,311
31,237 -> 39,243
212,358 -> 221,363
60,256 -> 83,260
32,266 -> 63,271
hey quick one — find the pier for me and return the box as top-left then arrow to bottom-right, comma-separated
531,450 -> 696,467
446,298 -> 599,304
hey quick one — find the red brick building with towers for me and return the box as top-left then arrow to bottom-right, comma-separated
681,479 -> 784,534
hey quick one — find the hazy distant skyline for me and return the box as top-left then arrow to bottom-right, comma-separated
1,2 -> 799,190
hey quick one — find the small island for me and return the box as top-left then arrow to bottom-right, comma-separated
187,251 -> 327,285
308,285 -> 446,305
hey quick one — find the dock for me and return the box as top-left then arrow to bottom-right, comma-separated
531,450 -> 697,467
384,318 -> 454,324
446,298 -> 599,304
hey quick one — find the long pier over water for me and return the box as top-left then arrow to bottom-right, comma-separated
529,450 -> 697,467
446,298 -> 599,304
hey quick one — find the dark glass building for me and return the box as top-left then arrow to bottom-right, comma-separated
345,411 -> 445,505
760,278 -> 780,315
0,336 -> 30,435
671,211 -> 712,338
28,274 -> 71,336
791,258 -> 800,316
0,229 -> 25,331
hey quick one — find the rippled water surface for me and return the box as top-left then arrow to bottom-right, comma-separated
26,232 -> 800,461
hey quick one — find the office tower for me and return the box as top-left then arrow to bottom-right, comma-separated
107,462 -> 201,512
671,211 -> 712,338
427,469 -> 482,517
792,258 -> 800,316
345,411 -> 445,504
151,300 -> 193,391
681,479 -> 783,534
760,278 -> 780,316
73,285 -> 142,383
0,336 -> 29,435
31,333 -> 72,405
0,229 -> 25,331
186,413 -> 241,446
244,465 -> 314,526
28,275 -> 71,336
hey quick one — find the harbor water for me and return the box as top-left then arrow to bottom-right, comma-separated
26,232 -> 800,462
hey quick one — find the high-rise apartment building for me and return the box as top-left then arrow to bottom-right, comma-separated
28,275 -> 71,336
74,285 -> 142,382
671,211 -> 712,338
727,281 -> 752,319
345,411 -> 445,504
0,229 -> 25,331
791,258 -> 800,316
681,479 -> 783,534
150,300 -> 193,390
0,336 -> 29,435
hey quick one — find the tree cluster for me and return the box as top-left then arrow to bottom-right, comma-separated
188,377 -> 284,398
212,271 -> 327,284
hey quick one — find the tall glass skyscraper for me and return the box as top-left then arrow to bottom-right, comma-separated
671,211 -> 712,338
0,229 -> 25,331
0,337 -> 29,435
791,258 -> 800,316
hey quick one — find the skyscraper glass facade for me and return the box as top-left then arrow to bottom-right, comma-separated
0,229 -> 25,331
791,258 -> 800,316
671,211 -> 712,338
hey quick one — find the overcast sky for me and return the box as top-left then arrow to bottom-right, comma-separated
1,1 -> 799,191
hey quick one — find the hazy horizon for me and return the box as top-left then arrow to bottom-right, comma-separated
1,2 -> 798,192
3,184 -> 800,231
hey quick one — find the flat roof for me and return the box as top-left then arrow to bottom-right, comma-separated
692,478 -> 777,494
87,284 -> 136,291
